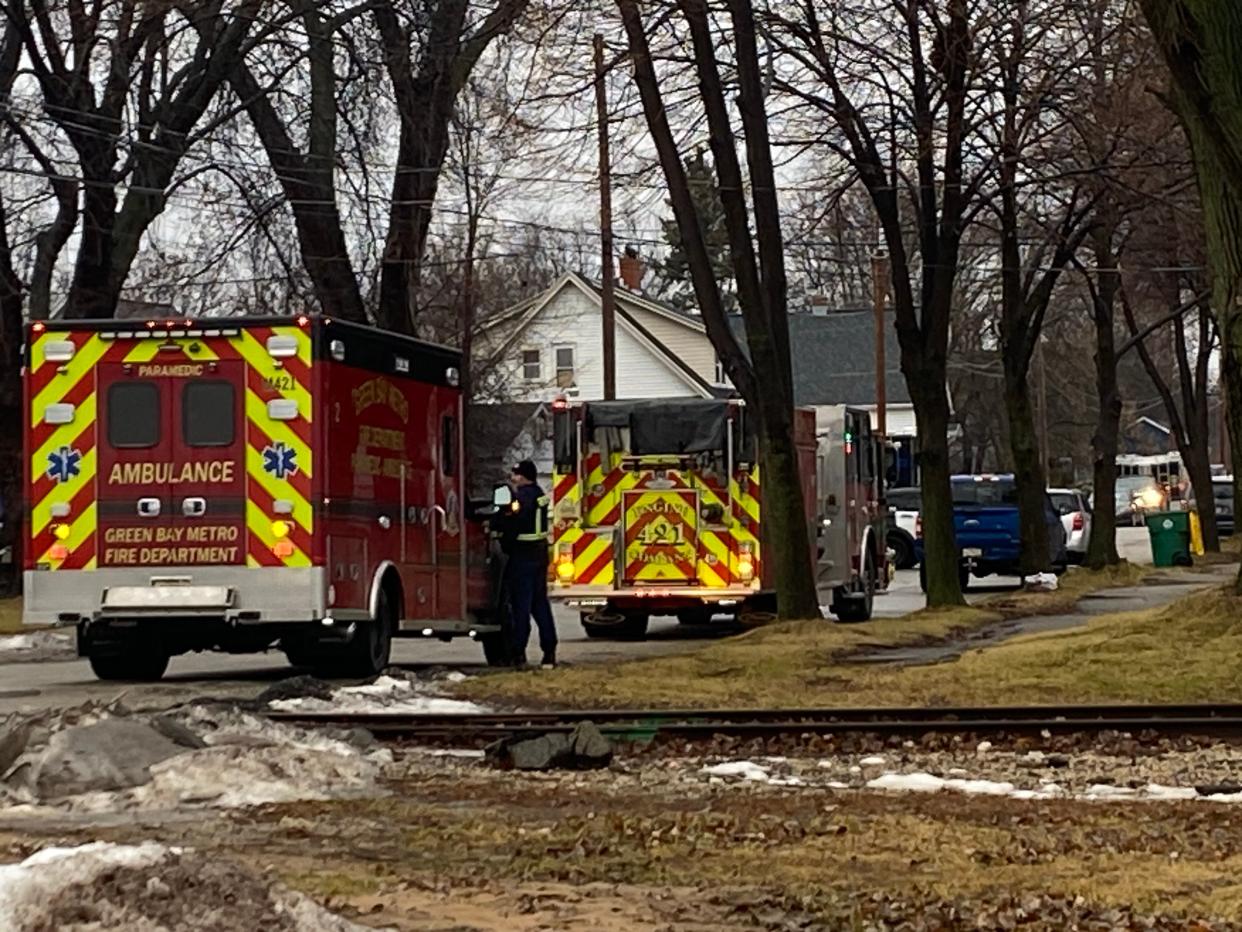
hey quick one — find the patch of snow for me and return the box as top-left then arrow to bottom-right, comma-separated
1084,784 -> 1137,799
768,776 -> 806,787
0,631 -> 71,653
824,780 -> 850,789
701,761 -> 770,782
0,842 -> 172,930
415,748 -> 486,760
944,778 -> 1016,796
63,744 -> 383,813
858,755 -> 886,766
1202,791 -> 1242,804
975,740 -> 993,754
268,675 -> 488,716
866,772 -> 945,793
1143,783 -> 1197,801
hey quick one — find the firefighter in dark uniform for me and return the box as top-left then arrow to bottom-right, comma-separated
502,460 -> 557,669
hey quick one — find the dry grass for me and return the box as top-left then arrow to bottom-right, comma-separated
0,598 -> 23,634
979,561 -> 1150,618
833,584 -> 1242,707
459,564 -> 1184,710
459,603 -> 1001,709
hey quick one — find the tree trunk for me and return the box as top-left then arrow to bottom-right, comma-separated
63,140 -> 119,319
1004,366 -> 1052,574
912,369 -> 964,606
1186,108 -> 1242,587
1086,241 -> 1122,569
1183,442 -> 1218,551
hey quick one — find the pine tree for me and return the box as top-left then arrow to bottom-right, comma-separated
656,150 -> 734,312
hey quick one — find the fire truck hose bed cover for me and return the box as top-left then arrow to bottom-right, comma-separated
584,399 -> 742,454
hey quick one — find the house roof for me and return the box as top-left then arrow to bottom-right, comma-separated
731,311 -> 911,407
482,272 -> 721,398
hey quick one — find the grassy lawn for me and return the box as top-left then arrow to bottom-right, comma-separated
459,564 -> 1195,710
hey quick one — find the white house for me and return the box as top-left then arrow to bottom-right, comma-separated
475,271 -> 726,403
479,271 -> 922,485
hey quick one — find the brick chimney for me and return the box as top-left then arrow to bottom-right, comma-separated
618,245 -> 643,291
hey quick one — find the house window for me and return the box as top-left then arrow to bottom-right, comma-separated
522,349 -> 541,381
555,346 -> 575,388
714,356 -> 727,384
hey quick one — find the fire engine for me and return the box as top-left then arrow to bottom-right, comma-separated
23,316 -> 508,680
547,398 -> 885,637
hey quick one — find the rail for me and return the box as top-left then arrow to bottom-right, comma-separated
265,703 -> 1242,741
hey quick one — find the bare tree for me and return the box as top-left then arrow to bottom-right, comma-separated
5,0 -> 266,318
616,0 -> 820,620
767,0 -> 982,606
372,0 -> 530,335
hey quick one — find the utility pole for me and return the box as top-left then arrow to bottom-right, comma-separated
594,33 -> 616,400
1038,339 -> 1050,472
872,250 -> 889,440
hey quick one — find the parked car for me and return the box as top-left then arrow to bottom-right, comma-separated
916,475 -> 1067,592
1049,488 -> 1091,564
885,486 -> 921,569
1212,475 -> 1234,537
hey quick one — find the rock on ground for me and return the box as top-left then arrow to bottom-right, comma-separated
488,722 -> 613,771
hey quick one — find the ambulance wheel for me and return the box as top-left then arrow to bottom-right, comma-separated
87,645 -> 169,682
333,588 -> 395,678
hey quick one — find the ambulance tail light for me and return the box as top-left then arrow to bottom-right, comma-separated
555,543 -> 574,582
737,541 -> 755,582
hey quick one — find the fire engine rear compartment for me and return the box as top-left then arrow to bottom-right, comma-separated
548,398 -> 885,636
24,316 -> 504,681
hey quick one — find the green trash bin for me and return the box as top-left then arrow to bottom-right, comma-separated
1145,511 -> 1192,567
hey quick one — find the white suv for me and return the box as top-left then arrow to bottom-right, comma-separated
1049,488 -> 1091,564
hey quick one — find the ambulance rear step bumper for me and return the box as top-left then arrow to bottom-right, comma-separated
23,566 -> 328,627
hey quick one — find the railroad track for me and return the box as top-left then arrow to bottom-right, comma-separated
266,703 -> 1242,742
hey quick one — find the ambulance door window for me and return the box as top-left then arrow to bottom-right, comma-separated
182,382 -> 235,446
108,382 -> 161,448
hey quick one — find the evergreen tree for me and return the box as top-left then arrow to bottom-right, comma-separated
656,149 -> 734,312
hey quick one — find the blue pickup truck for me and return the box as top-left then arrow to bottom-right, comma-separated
917,475 -> 1068,591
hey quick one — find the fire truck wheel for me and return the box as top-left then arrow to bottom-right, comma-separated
835,551 -> 876,623
581,612 -> 648,640
87,645 -> 170,682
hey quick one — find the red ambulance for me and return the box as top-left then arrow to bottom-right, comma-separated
24,316 -> 507,680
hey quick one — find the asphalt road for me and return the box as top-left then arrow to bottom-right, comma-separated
0,527 -> 1159,716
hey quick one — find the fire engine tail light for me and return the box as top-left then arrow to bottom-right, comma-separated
737,541 -> 756,582
272,540 -> 295,558
271,520 -> 291,539
49,545 -> 68,561
52,524 -> 71,541
556,543 -> 574,582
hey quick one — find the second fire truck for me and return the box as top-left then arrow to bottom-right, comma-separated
546,397 -> 886,637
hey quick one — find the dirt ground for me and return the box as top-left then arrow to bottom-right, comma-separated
6,738 -> 1242,931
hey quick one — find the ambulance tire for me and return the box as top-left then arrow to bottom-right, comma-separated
332,587 -> 395,678
87,645 -> 170,682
